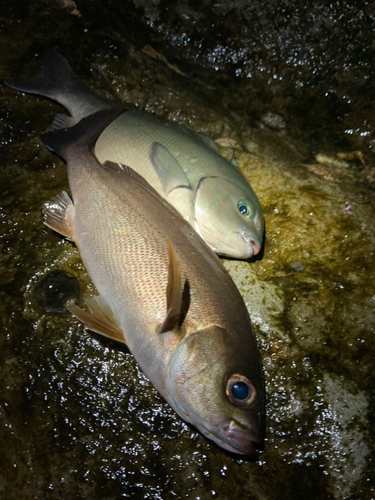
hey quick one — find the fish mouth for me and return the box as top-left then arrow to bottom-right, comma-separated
195,420 -> 261,457
250,241 -> 260,256
238,231 -> 261,258
223,420 -> 262,456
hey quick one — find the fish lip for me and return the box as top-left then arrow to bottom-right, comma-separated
237,231 -> 261,258
194,421 -> 261,457
224,421 -> 262,456
250,241 -> 260,256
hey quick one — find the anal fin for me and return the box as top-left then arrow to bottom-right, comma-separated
44,191 -> 75,240
67,295 -> 126,344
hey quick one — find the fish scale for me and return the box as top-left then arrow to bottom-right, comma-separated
75,164 -> 225,334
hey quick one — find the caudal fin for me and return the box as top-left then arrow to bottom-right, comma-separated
5,50 -> 78,96
5,50 -> 119,124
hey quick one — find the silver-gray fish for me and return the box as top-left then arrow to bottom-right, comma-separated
6,50 -> 264,259
41,108 -> 265,456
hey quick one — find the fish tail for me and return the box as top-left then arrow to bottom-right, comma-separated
41,108 -> 126,160
5,50 -> 117,124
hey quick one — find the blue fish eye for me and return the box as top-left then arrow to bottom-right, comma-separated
231,381 -> 249,401
238,201 -> 252,217
226,375 -> 256,406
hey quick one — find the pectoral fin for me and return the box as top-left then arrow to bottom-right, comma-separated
150,142 -> 191,195
156,237 -> 183,333
67,295 -> 126,344
43,191 -> 75,240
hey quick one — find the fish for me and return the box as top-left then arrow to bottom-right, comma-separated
40,108 -> 265,456
5,50 -> 264,259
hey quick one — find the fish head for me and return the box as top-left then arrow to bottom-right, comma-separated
166,325 -> 265,456
192,177 -> 264,259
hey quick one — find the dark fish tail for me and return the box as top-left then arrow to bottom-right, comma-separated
41,108 -> 126,160
5,50 -> 118,123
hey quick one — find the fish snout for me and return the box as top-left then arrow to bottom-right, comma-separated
238,230 -> 261,258
225,420 -> 262,456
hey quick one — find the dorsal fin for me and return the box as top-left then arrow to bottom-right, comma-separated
102,161 -> 185,220
156,237 -> 183,333
41,107 -> 126,159
103,161 -> 160,188
229,151 -> 239,168
50,113 -> 75,131
102,161 -> 126,173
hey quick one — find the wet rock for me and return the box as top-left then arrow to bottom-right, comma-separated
260,112 -> 286,131
34,270 -> 80,313
1,1 -> 375,500
290,261 -> 304,271
322,374 -> 370,498
223,260 -> 289,344
72,0 -> 375,164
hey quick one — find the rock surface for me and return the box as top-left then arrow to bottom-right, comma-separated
0,1 -> 374,499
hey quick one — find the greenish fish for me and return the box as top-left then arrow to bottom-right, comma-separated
41,108 -> 265,456
6,50 -> 264,259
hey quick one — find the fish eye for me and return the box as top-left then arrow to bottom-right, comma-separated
237,201 -> 253,218
232,381 -> 249,400
226,374 -> 256,407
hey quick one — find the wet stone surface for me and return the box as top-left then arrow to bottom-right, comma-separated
34,270 -> 80,313
1,1 -> 375,499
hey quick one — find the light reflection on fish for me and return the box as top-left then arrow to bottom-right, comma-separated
6,50 -> 264,259
41,108 -> 265,456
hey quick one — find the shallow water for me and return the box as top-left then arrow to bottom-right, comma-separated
1,1 -> 374,499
